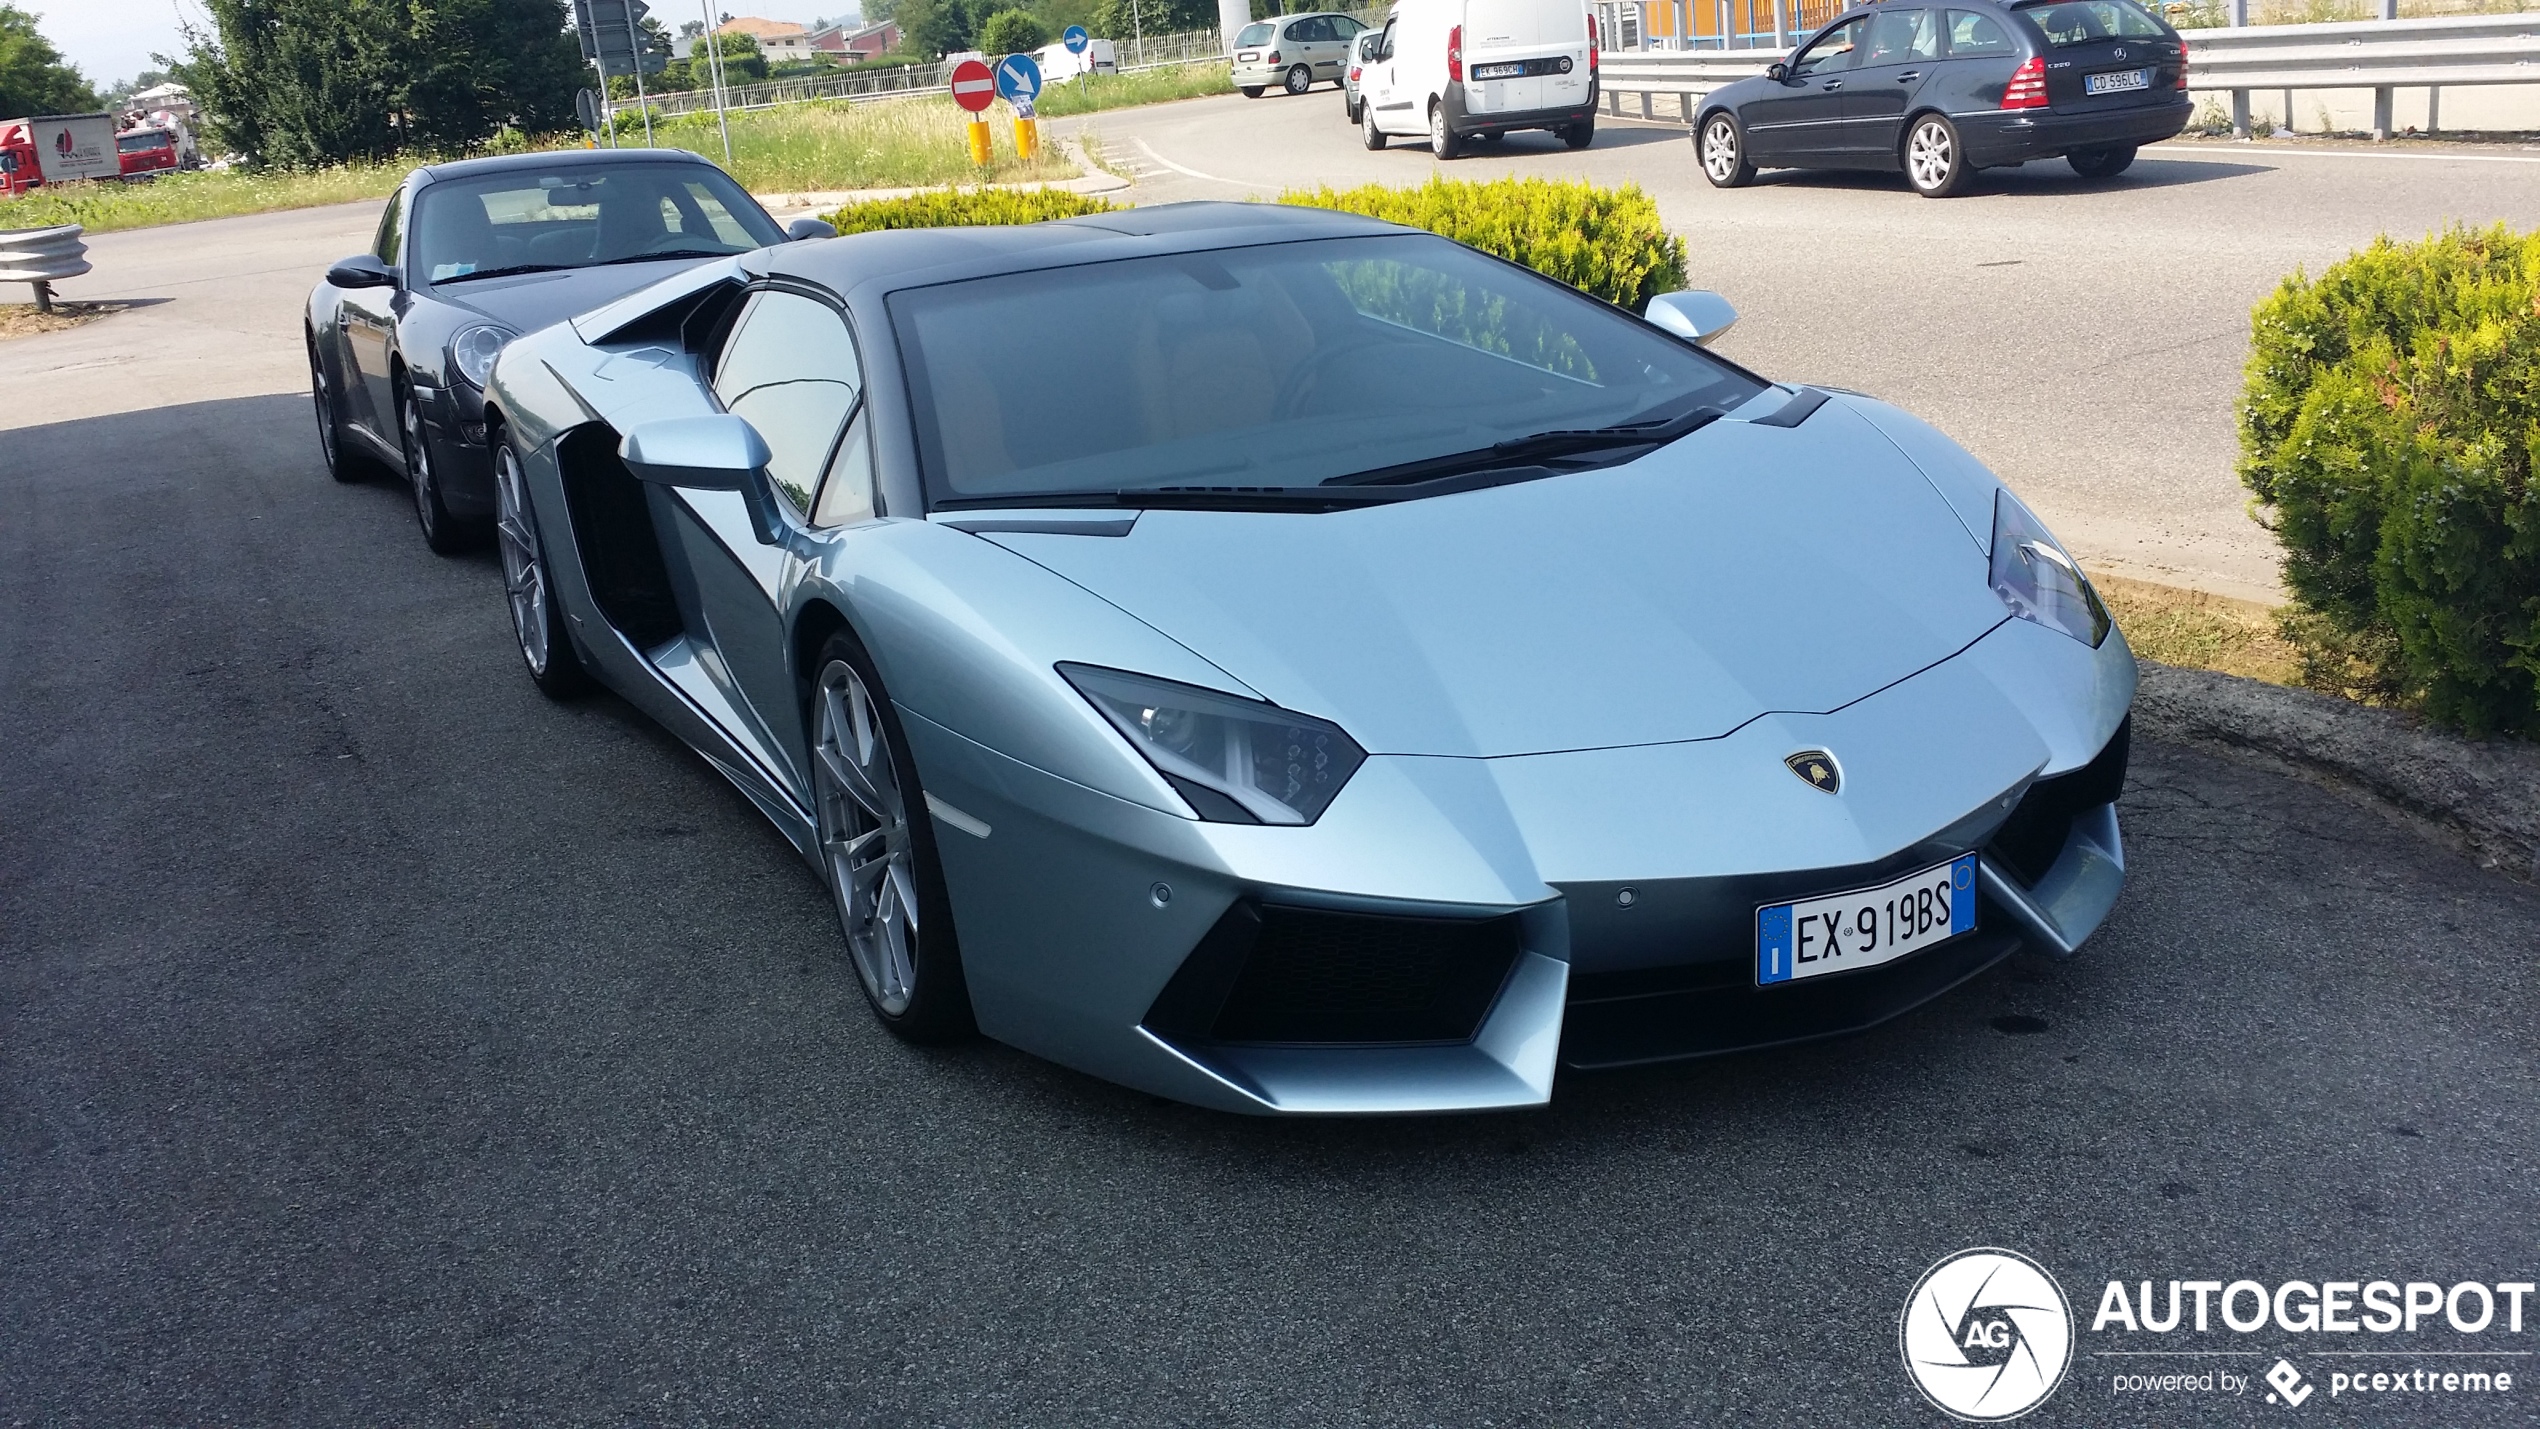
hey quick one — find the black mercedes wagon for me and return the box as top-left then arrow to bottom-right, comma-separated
1693,0 -> 2193,196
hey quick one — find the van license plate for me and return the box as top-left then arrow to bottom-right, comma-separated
1756,854 -> 1977,986
1472,61 -> 1526,79
2086,68 -> 2150,94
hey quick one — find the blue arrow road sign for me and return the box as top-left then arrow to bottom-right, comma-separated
995,52 -> 1043,104
1062,24 -> 1089,53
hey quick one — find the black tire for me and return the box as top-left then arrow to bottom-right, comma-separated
1903,112 -> 1970,197
809,628 -> 975,1043
1429,102 -> 1462,160
1283,63 -> 1312,95
1698,111 -> 1756,188
1559,116 -> 1593,149
398,379 -> 476,554
1240,84 -> 1265,98
1344,94 -> 1360,123
1362,101 -> 1387,149
492,425 -> 593,700
2067,143 -> 2137,179
308,335 -> 359,484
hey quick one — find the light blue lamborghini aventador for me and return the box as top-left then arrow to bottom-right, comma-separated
475,201 -> 2134,1114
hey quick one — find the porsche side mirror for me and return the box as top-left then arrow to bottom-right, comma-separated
326,254 -> 398,290
620,414 -> 787,544
1767,60 -> 1789,81
1643,289 -> 1740,347
786,216 -> 837,242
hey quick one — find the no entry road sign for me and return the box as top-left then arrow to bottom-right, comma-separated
950,57 -> 996,112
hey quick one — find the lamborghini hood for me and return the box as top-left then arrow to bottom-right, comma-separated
985,397 -> 2008,759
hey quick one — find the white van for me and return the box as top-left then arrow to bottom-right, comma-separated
1356,0 -> 1597,158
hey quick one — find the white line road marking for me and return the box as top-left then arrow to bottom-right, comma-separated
1132,137 -> 1264,186
2154,142 -> 2540,166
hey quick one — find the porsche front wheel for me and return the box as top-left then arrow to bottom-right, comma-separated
493,433 -> 591,699
811,633 -> 973,1042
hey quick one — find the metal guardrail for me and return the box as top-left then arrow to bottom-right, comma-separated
0,224 -> 89,312
1593,11 -> 2540,137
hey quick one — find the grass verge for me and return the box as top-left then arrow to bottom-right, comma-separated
1030,63 -> 1235,117
2098,575 -> 2300,686
0,163 -> 407,235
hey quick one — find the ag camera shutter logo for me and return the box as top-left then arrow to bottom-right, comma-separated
1901,1248 -> 2074,1421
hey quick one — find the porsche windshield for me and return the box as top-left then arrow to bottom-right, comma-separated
892,235 -> 1770,506
411,164 -> 785,284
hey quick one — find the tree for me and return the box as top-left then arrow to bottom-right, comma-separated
0,3 -> 96,116
895,0 -> 980,56
173,0 -> 582,166
1088,0 -> 1213,41
976,7 -> 1047,54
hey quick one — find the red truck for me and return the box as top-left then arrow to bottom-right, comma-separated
117,125 -> 182,178
1,113 -> 118,196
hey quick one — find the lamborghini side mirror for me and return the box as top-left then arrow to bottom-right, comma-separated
1643,290 -> 1740,347
620,414 -> 787,544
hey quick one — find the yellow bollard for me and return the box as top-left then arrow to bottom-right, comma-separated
1012,116 -> 1040,161
967,117 -> 994,166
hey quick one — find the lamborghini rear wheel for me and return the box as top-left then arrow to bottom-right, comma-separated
811,632 -> 973,1042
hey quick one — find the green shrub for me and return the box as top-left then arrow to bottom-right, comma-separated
2239,224 -> 2540,735
977,8 -> 1053,55
1277,175 -> 1688,314
821,187 -> 1120,233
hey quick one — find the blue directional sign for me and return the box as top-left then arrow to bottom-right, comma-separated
994,51 -> 1043,104
1062,24 -> 1089,53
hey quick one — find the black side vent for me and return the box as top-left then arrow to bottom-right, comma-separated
556,423 -> 683,650
1144,903 -> 1522,1047
1987,715 -> 2131,888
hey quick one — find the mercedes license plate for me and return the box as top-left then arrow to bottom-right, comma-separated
2085,67 -> 2150,95
1472,61 -> 1525,79
1756,853 -> 1977,986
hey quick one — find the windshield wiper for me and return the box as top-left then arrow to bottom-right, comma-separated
593,248 -> 738,266
1327,403 -> 1727,488
436,262 -> 569,284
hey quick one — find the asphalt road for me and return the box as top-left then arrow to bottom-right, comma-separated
5,142 -> 2539,1426
1059,96 -> 2540,602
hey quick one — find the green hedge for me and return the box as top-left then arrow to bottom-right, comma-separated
821,188 -> 1121,234
1278,175 -> 1688,314
2240,224 -> 2540,735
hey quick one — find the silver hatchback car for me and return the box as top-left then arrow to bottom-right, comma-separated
1233,11 -> 1368,96
1342,27 -> 1383,121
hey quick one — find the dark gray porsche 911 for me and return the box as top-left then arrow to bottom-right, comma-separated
304,149 -> 832,552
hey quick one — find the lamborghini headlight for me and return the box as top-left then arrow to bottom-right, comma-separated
1989,488 -> 2110,648
449,324 -> 514,391
1059,663 -> 1366,825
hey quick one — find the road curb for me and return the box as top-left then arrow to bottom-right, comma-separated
2133,659 -> 2540,880
752,141 -> 1131,219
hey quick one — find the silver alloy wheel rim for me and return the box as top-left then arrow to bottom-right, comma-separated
310,352 -> 336,471
1703,119 -> 1737,181
814,661 -> 920,1017
1365,105 -> 1380,144
493,445 -> 548,675
1287,64 -> 1310,93
402,393 -> 436,532
1431,106 -> 1446,153
1909,120 -> 1952,189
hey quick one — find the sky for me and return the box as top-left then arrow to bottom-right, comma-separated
34,0 -> 864,90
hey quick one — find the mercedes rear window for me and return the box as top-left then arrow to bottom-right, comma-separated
2013,0 -> 2168,45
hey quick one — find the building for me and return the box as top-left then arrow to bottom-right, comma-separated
714,16 -> 818,62
810,19 -> 902,59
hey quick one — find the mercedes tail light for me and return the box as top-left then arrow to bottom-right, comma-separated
1448,23 -> 1462,81
2003,54 -> 2047,109
2175,39 -> 2191,88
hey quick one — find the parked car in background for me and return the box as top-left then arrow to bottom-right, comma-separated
1343,28 -> 1383,121
478,200 -> 2135,1114
1233,12 -> 1368,97
1357,0 -> 1598,157
1694,0 -> 2191,196
1036,34 -> 1119,80
304,150 -> 831,553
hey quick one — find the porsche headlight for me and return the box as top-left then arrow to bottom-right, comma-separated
449,324 -> 514,391
1059,664 -> 1366,825
1990,488 -> 2110,648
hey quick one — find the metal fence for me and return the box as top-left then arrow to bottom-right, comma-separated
637,25 -> 1245,117
1591,10 -> 2540,136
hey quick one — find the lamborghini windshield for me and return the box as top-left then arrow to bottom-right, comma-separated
891,234 -> 1768,506
410,162 -> 786,285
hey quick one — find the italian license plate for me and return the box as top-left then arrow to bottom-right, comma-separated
1473,61 -> 1525,79
1237,50 -> 1259,60
2086,68 -> 2150,95
1756,853 -> 1977,986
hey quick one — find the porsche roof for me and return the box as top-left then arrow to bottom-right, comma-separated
412,147 -> 727,185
